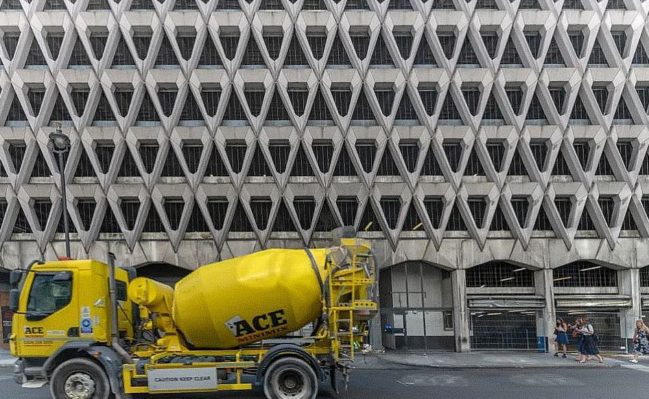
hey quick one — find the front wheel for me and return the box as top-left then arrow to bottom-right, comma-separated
50,358 -> 111,399
263,357 -> 318,399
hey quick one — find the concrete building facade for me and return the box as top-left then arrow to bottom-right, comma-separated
2,0 -> 649,352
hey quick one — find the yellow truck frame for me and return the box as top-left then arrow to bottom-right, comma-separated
8,238 -> 377,399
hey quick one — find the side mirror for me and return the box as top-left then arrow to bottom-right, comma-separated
9,270 -> 23,286
9,289 -> 19,312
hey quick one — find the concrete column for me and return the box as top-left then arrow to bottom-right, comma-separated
620,268 -> 641,349
451,269 -> 470,352
539,268 -> 556,353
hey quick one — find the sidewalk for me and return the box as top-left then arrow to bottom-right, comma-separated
0,349 -> 15,368
353,351 -> 626,369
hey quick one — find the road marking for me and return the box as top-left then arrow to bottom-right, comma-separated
397,374 -> 468,387
621,363 -> 649,373
509,374 -> 584,387
0,376 -> 13,381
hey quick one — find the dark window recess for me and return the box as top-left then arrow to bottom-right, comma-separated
205,198 -> 229,230
272,201 -> 298,233
380,197 -> 401,229
345,0 -> 370,9
138,143 -> 159,174
388,0 -> 412,9
76,199 -> 96,231
315,201 -> 340,232
180,92 -> 203,123
161,148 -> 184,177
552,150 -> 571,175
33,199 -> 52,230
359,202 -> 381,232
370,35 -> 396,67
201,89 -> 221,117
438,32 -> 456,59
418,89 -> 438,116
617,141 -> 633,169
309,89 -> 333,121
467,197 -> 487,228
327,36 -> 352,66
3,32 -> 19,60
287,88 -> 308,116
333,145 -> 358,177
421,148 -> 443,176
337,196 -> 358,227
457,40 -> 479,65
132,33 -> 152,60
526,93 -> 548,121
118,150 -> 140,177
111,37 -> 135,67
443,141 -> 462,172
176,34 -> 196,60
95,143 -> 114,174
0,0 -> 22,10
611,31 -> 626,55
28,89 -> 45,116
399,141 -> 419,173
175,0 -> 200,9
204,143 -> 229,177
241,36 -> 265,66
402,202 -> 423,231
395,91 -> 420,122
290,145 -> 314,177
596,152 -> 614,176
573,140 -> 590,169
269,142 -> 290,173
475,0 -> 498,8
186,202 -> 209,233
158,89 -> 178,117
377,148 -> 400,176
549,87 -> 566,113
508,150 -> 529,176
622,208 -> 637,231
225,141 -> 247,173
198,37 -> 222,67
607,0 -> 626,8
534,205 -> 554,231
414,38 -> 436,66
350,33 -> 370,60
481,32 -> 499,59
263,34 -> 283,60
462,88 -> 480,115
70,88 -> 89,116
12,207 -> 32,234
74,150 -> 95,178
250,198 -> 273,230
155,35 -> 180,67
501,38 -> 523,65
30,150 -> 51,178
592,87 -> 608,113
577,206 -> 596,230
305,33 -> 326,60
506,87 -> 523,115
312,141 -> 334,174
260,0 -> 284,9
26,39 -> 47,65
489,205 -> 509,231
92,92 -> 116,123
483,94 -> 504,120
632,42 -> 649,65
355,142 -> 376,173
637,86 -> 649,112
266,91 -> 290,121
302,0 -> 328,9
598,196 -> 614,226
614,95 -> 632,121
114,88 -> 133,117
393,33 -> 413,59
142,205 -> 165,233
446,204 -> 467,231
529,140 -> 547,170
568,31 -> 584,57
466,263 -> 534,288
563,0 -> 583,8
511,197 -> 529,226
163,199 -> 185,230
220,34 -> 240,60
331,89 -> 352,116
216,0 -> 241,9
131,0 -> 156,8
423,196 -> 444,229
544,37 -> 566,66
553,262 -> 617,287
486,141 -> 505,172
46,34 -> 64,60
68,38 -> 91,66
284,36 -> 309,66
137,93 -> 159,122
247,146 -> 272,177
244,89 -> 265,117
374,89 -> 395,116
229,200 -> 253,232
49,94 -> 72,122
524,32 -> 541,58
465,150 -> 485,176
352,91 -> 376,121
432,0 -> 456,8
588,40 -> 608,66
293,197 -> 316,230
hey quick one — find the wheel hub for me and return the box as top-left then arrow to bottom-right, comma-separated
64,372 -> 96,399
278,370 -> 305,396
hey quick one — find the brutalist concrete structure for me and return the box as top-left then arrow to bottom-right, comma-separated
2,0 -> 649,352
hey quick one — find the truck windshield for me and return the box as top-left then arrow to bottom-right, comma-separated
27,274 -> 72,316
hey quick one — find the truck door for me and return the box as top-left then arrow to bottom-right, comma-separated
14,271 -> 78,358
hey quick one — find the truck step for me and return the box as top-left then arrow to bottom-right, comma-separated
22,380 -> 47,389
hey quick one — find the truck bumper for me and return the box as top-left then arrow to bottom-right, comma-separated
13,359 -> 24,384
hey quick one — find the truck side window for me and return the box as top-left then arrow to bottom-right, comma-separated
108,280 -> 128,302
27,274 -> 72,316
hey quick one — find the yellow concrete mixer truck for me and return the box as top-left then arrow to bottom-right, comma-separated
7,237 -> 377,399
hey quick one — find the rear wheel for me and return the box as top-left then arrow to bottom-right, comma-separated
50,358 -> 111,399
263,357 -> 318,399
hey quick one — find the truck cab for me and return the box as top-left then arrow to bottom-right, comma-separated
9,259 -> 133,389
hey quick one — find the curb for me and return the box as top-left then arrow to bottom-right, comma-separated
374,356 -> 623,370
0,359 -> 16,368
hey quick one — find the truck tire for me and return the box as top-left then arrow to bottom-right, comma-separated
50,358 -> 111,399
263,357 -> 318,399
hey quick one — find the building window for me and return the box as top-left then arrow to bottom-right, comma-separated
467,197 -> 487,228
46,33 -> 64,60
462,87 -> 480,115
312,141 -> 334,173
553,262 -> 617,287
529,140 -> 548,170
443,141 -> 462,172
114,87 -> 133,117
268,141 -> 290,173
163,198 -> 184,230
206,197 -> 228,230
225,141 -> 247,173
380,197 -> 401,229
75,198 -> 95,230
138,142 -> 158,174
33,199 -> 52,230
466,262 -> 535,287
336,196 -> 358,226
250,197 -> 272,230
399,141 -> 419,173
294,197 -> 316,230
331,88 -> 352,115
355,141 -> 376,173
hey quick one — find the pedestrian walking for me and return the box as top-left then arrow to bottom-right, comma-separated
630,319 -> 649,363
569,318 -> 584,361
578,318 -> 604,363
554,319 -> 569,358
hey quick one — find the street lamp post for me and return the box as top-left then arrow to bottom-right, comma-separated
49,127 -> 71,258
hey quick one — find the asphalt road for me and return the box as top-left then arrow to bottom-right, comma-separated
1,365 -> 647,399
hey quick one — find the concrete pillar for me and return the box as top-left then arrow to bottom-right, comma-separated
451,269 -> 470,352
620,268 -> 641,350
539,268 -> 556,353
